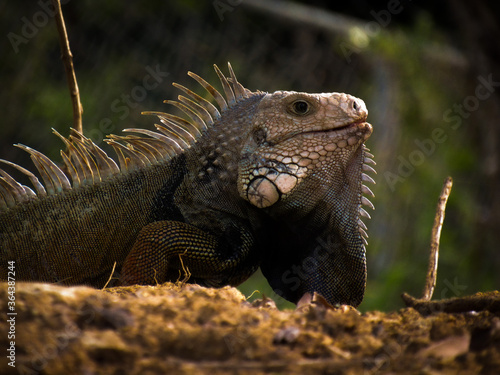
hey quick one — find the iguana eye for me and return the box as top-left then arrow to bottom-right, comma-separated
290,100 -> 310,115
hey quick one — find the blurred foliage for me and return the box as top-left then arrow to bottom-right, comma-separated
1,0 -> 498,311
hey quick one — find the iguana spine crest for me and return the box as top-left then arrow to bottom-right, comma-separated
0,63 -> 257,211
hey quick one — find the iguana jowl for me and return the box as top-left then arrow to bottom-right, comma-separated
0,63 -> 375,307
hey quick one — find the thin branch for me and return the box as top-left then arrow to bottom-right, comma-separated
421,176 -> 453,301
51,0 -> 83,133
102,261 -> 117,289
176,250 -> 191,285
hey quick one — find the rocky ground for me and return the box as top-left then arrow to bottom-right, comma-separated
1,282 -> 499,374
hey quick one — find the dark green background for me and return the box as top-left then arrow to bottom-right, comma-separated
1,0 -> 498,311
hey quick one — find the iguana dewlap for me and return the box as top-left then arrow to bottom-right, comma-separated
0,63 -> 375,307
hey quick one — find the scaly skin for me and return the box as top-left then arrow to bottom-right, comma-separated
0,64 -> 374,306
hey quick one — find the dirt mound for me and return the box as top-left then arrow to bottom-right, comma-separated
1,283 -> 499,374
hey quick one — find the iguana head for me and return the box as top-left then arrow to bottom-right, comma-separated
235,89 -> 374,307
238,90 -> 372,209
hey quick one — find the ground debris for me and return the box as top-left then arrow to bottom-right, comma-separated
1,282 -> 499,374
402,291 -> 500,315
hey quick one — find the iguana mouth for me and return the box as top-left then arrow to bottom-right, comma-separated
272,120 -> 369,145
300,120 -> 371,139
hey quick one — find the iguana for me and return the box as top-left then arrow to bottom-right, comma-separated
0,63 -> 375,307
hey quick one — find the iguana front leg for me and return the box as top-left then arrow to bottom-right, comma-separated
118,220 -> 257,287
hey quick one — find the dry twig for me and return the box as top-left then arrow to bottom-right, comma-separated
51,0 -> 83,133
422,176 -> 453,301
102,261 -> 117,289
402,176 -> 456,312
176,250 -> 192,285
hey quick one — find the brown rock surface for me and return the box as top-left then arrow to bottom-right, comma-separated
1,282 -> 499,374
